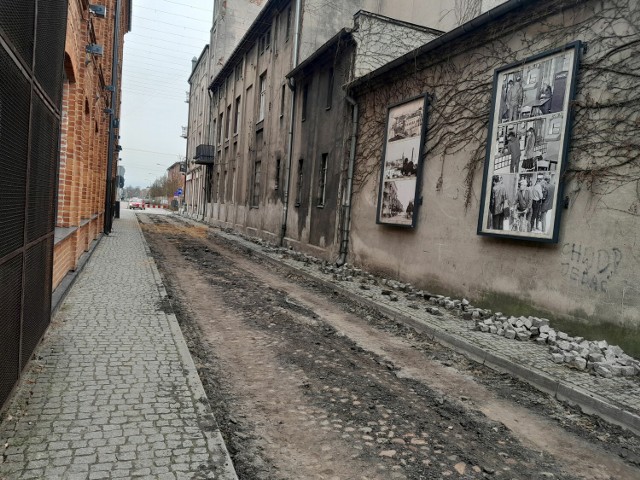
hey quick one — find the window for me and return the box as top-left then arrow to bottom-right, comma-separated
317,153 -> 328,206
259,29 -> 271,56
205,165 -> 214,203
295,159 -> 303,206
275,157 -> 281,190
215,171 -> 220,202
221,170 -> 227,204
326,68 -> 334,110
252,160 -> 262,207
301,83 -> 308,122
280,84 -> 286,118
231,167 -> 236,203
217,112 -> 223,144
234,62 -> 243,82
234,96 -> 241,134
225,104 -> 231,139
212,119 -> 217,145
258,72 -> 267,122
285,8 -> 292,41
273,15 -> 279,52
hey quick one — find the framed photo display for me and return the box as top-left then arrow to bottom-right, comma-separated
376,95 -> 428,227
477,42 -> 581,242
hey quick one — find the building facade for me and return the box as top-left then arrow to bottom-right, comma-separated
185,0 -> 446,255
54,0 -> 131,291
0,0 -> 130,410
347,0 -> 640,329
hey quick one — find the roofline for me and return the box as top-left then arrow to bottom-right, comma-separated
286,28 -> 353,79
209,0 -> 289,92
188,44 -> 210,83
348,0 -> 536,91
353,10 -> 444,37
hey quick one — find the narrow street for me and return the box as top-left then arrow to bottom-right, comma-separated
139,214 -> 640,480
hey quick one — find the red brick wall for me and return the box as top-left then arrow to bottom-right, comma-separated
53,0 -> 130,290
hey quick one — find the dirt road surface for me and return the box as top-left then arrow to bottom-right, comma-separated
139,214 -> 640,480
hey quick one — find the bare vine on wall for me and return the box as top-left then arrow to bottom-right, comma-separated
352,0 -> 640,215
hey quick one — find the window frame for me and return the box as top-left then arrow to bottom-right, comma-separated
295,158 -> 304,206
317,153 -> 328,207
252,160 -> 262,207
258,71 -> 267,122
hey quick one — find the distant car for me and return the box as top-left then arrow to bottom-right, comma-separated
129,198 -> 145,210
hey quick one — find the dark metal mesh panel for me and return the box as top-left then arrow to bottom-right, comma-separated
0,0 -> 35,67
35,0 -> 67,107
0,46 -> 30,259
0,255 -> 23,409
26,95 -> 59,242
21,236 -> 53,368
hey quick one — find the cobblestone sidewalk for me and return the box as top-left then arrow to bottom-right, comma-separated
208,226 -> 640,437
0,211 -> 237,480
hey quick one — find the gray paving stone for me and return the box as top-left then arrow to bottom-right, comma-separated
0,211 -> 237,480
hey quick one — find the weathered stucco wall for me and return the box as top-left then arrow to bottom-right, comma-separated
351,13 -> 441,79
349,0 -> 640,328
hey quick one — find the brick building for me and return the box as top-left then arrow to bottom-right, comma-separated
53,0 -> 131,290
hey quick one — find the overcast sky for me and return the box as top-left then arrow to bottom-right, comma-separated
119,0 -> 213,188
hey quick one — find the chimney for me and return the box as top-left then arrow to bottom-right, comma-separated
191,56 -> 198,71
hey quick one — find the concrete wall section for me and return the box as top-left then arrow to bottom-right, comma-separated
348,0 -> 640,328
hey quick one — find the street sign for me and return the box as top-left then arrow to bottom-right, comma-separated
176,188 -> 183,195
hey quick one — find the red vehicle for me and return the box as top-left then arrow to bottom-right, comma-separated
129,198 -> 145,210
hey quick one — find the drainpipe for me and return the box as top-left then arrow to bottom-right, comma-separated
279,0 -> 303,246
104,0 -> 123,234
336,95 -> 358,266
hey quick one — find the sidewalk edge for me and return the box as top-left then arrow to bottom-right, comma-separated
136,215 -> 239,479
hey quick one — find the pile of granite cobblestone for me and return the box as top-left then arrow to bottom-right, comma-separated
242,237 -> 640,379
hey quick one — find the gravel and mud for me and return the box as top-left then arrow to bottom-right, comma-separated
139,214 -> 640,480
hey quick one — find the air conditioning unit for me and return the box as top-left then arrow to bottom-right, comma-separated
194,144 -> 215,165
89,4 -> 107,18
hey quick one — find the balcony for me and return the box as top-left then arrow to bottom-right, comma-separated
194,144 -> 215,165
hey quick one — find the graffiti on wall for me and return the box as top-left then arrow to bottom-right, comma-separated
560,243 -> 622,292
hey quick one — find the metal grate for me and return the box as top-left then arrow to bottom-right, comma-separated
0,0 -> 35,67
0,255 -> 23,408
34,0 -> 67,107
0,46 -> 30,259
0,0 -> 64,410
21,237 -> 53,368
27,95 -> 59,243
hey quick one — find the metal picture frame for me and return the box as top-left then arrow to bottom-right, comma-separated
477,41 -> 582,243
376,94 -> 428,228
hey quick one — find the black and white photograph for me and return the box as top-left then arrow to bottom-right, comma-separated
478,43 -> 580,242
379,179 -> 417,226
387,98 -> 424,142
377,95 -> 428,227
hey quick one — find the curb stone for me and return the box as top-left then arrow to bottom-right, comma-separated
135,214 -> 239,479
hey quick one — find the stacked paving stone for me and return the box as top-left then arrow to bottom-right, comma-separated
475,315 -> 640,378
235,233 -> 640,379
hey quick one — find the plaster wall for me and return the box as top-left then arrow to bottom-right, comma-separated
349,0 -> 640,327
298,0 -> 508,63
210,0 -> 266,78
351,13 -> 440,79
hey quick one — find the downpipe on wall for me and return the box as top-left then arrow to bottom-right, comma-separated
104,0 -> 123,234
279,0 -> 303,247
336,95 -> 358,266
